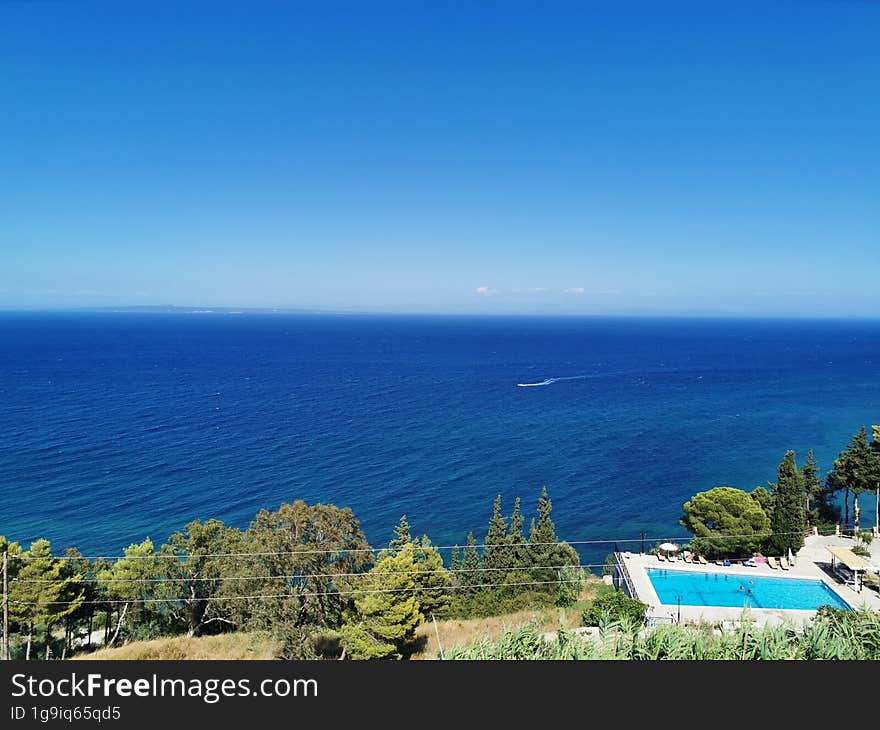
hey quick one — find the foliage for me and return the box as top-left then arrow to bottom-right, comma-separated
769,450 -> 805,554
801,450 -> 822,525
749,486 -> 775,522
159,519 -> 241,637
449,607 -> 880,660
581,590 -> 648,627
555,565 -> 584,607
680,486 -> 771,559
829,426 -> 874,527
482,495 -> 510,576
446,588 -> 556,619
339,549 -> 424,660
388,515 -> 411,554
601,554 -> 616,577
229,500 -> 373,632
458,531 -> 482,590
9,539 -> 84,658
97,538 -> 161,646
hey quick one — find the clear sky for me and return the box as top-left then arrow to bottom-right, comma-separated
1,0 -> 878,316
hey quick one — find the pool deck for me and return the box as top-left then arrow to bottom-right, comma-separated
620,534 -> 880,628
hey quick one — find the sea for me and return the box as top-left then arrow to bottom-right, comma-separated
1,312 -> 878,569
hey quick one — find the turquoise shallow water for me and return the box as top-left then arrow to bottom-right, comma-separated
645,568 -> 851,610
1,313 -> 878,568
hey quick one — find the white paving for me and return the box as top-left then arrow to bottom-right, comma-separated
618,534 -> 880,628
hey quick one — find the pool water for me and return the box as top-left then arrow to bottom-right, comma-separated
644,568 -> 851,611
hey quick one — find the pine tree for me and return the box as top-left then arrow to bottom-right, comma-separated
10,539 -> 83,660
770,451 -> 806,554
460,532 -> 482,590
411,536 -> 452,617
388,515 -> 412,554
339,549 -> 424,660
482,495 -> 509,574
830,427 -> 873,529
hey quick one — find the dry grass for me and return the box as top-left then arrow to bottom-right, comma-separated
411,579 -> 609,659
72,632 -> 280,661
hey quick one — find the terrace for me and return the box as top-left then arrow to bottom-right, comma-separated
616,533 -> 880,628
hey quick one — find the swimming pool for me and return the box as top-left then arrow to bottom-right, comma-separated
644,568 -> 851,611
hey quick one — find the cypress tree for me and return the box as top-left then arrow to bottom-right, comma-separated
507,497 -> 526,575
461,532 -> 482,590
529,486 -> 557,570
770,450 -> 806,554
801,450 -> 821,525
449,545 -> 461,573
482,495 -> 509,574
388,515 -> 412,554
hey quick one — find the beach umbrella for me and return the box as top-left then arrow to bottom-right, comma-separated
788,547 -> 795,566
658,542 -> 679,555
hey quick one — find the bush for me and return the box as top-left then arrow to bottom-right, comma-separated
555,565 -> 585,607
582,590 -> 648,627
447,588 -> 556,619
851,545 -> 871,558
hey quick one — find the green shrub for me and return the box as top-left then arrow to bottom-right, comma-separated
582,590 -> 648,627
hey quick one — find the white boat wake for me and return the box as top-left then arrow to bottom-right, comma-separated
516,375 -> 589,387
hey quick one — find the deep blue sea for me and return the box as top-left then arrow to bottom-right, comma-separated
1,313 -> 878,569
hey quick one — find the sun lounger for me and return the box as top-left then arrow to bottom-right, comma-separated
767,556 -> 779,569
697,555 -> 708,565
684,553 -> 693,563
657,552 -> 666,562
780,557 -> 790,570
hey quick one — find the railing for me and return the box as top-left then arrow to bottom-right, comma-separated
614,551 -> 636,598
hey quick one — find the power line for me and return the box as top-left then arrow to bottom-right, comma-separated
10,530 -> 813,561
10,561 -> 610,584
8,575 -> 595,607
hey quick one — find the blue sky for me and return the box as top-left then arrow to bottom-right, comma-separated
1,1 -> 878,316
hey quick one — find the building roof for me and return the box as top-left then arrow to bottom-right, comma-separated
826,545 -> 873,572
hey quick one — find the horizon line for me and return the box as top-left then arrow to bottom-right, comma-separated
1,305 -> 879,322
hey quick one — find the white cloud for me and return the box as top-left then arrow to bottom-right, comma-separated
475,286 -> 498,296
563,287 -> 585,295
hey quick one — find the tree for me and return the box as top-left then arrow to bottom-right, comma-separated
482,495 -> 509,575
817,471 -> 843,525
449,545 -> 461,573
750,486 -> 775,522
529,486 -> 579,584
339,549 -> 423,660
233,500 -> 373,633
409,535 -> 452,617
870,426 -> 880,535
10,539 -> 83,660
160,519 -> 240,637
769,450 -> 805,554
459,532 -> 482,590
556,565 -> 584,607
388,515 -> 411,554
506,497 -> 528,576
98,538 -> 161,646
801,450 -> 822,524
680,487 -> 771,559
830,427 -> 873,530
